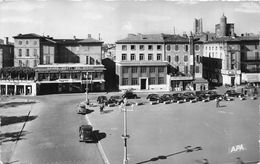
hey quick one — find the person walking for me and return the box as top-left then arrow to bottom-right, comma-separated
216,98 -> 220,108
100,103 -> 105,113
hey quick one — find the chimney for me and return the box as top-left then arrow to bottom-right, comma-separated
88,34 -> 91,38
5,37 -> 9,44
73,36 -> 77,40
98,33 -> 100,40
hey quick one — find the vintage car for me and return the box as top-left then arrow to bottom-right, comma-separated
79,125 -> 95,142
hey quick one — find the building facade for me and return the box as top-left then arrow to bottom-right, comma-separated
35,64 -> 105,95
116,34 -> 170,91
0,38 -> 14,68
164,34 -> 207,91
202,36 -> 260,86
13,33 -> 56,68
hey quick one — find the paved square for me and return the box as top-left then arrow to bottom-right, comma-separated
88,95 -> 259,164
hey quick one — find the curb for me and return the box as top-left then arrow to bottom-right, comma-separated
85,115 -> 110,164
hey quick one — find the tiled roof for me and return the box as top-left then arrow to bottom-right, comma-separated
116,34 -> 164,43
53,39 -> 82,44
205,36 -> 260,43
78,38 -> 103,43
163,34 -> 189,43
13,33 -> 44,39
54,38 -> 103,44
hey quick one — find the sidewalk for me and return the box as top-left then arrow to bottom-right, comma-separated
0,96 -> 39,164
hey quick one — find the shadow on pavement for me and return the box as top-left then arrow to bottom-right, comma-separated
1,115 -> 38,126
0,131 -> 29,142
136,146 -> 202,164
102,110 -> 113,114
0,101 -> 36,108
93,130 -> 106,142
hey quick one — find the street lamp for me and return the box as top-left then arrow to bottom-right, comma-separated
121,98 -> 130,164
85,72 -> 89,104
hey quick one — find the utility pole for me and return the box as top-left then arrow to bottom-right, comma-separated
122,98 -> 129,164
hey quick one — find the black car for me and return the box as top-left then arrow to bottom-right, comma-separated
79,125 -> 95,142
172,93 -> 185,103
147,94 -> 160,101
97,96 -> 107,104
108,95 -> 123,105
122,91 -> 137,99
183,92 -> 197,102
206,91 -> 222,100
225,90 -> 241,97
195,91 -> 208,101
160,94 -> 173,102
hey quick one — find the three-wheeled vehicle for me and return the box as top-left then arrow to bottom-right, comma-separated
79,125 -> 95,142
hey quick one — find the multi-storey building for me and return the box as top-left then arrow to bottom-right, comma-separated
115,34 -> 170,91
0,33 -> 105,95
202,36 -> 260,86
0,37 -> 14,68
13,33 -> 56,67
36,35 -> 105,94
240,36 -> 260,85
164,34 -> 207,91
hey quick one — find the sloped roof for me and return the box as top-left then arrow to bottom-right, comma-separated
13,33 -> 44,39
78,38 -> 103,43
163,34 -> 189,43
116,34 -> 164,43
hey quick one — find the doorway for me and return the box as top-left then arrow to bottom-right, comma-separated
231,77 -> 235,86
140,79 -> 147,90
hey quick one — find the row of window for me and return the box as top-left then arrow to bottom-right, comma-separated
18,59 -> 37,67
18,49 -> 38,57
122,45 -> 162,51
122,66 -> 165,73
121,44 -> 201,52
122,77 -> 165,85
122,53 -> 162,61
18,40 -> 38,45
205,45 -> 223,51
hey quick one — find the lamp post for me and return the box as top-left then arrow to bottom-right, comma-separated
85,72 -> 89,104
122,98 -> 129,164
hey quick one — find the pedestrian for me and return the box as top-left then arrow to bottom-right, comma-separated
216,98 -> 220,108
100,103 -> 105,113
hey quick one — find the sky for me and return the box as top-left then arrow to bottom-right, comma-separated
0,0 -> 260,43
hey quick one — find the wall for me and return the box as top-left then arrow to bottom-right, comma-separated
14,38 -> 40,67
116,43 -> 165,62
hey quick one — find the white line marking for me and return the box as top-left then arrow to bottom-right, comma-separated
85,115 -> 110,164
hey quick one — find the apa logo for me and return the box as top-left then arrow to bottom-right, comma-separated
230,144 -> 246,153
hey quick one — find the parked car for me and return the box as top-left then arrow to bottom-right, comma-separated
77,106 -> 89,115
108,95 -> 123,105
160,94 -> 173,102
195,91 -> 208,101
122,91 -> 137,99
205,91 -> 222,100
172,93 -> 185,103
225,90 -> 241,97
79,125 -> 95,142
147,94 -> 160,101
183,92 -> 197,102
97,96 -> 107,104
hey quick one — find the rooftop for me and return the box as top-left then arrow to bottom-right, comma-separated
13,33 -> 44,39
116,34 -> 164,43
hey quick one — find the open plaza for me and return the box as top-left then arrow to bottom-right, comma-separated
1,87 -> 259,164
